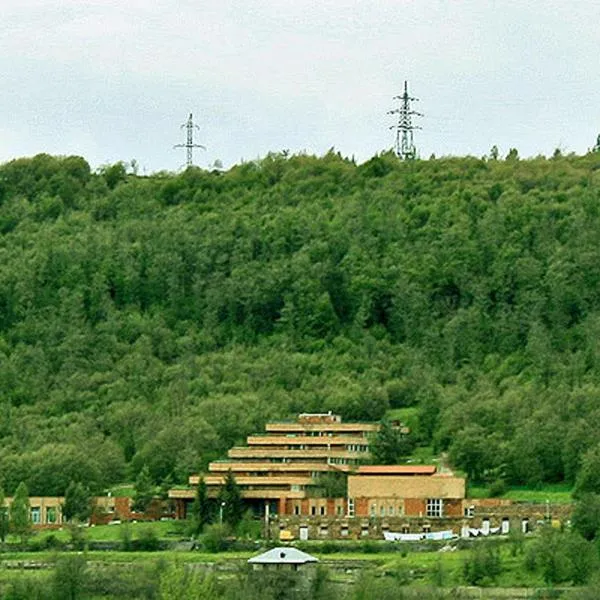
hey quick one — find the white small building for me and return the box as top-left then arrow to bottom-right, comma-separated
247,547 -> 318,572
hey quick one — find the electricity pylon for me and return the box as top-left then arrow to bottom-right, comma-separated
388,81 -> 422,160
174,113 -> 206,167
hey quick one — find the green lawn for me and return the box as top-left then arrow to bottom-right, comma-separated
386,407 -> 419,430
467,483 -> 573,504
106,484 -> 135,497
0,540 -> 547,588
1,520 -> 188,547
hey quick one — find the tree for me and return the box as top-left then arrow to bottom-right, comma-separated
0,486 -> 8,543
10,481 -> 31,542
314,472 -> 347,498
594,134 -> 600,153
62,481 -> 91,523
190,476 -> 211,535
370,419 -> 415,465
571,494 -> 600,541
574,443 -> 600,497
219,470 -> 243,529
525,528 -> 597,585
450,425 -> 504,483
132,465 -> 155,513
462,540 -> 503,585
51,554 -> 88,600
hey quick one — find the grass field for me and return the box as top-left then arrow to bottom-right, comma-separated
0,540 -> 547,588
468,483 -> 573,503
1,520 -> 187,546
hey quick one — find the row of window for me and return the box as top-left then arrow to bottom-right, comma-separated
346,444 -> 368,452
350,498 -> 444,519
30,506 -> 58,524
292,504 -> 346,517
370,504 -> 402,518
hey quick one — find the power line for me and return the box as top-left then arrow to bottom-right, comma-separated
173,113 -> 206,168
388,81 -> 423,160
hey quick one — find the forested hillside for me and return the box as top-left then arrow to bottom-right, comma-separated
1,150 -> 600,496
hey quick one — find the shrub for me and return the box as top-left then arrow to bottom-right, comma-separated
201,523 -> 230,553
462,541 -> 503,586
135,527 -> 160,551
488,479 -> 507,497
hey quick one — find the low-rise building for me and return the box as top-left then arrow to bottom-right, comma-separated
347,465 -> 466,519
0,495 -> 170,529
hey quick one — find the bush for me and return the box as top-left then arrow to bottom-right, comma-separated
571,494 -> 600,540
201,523 -> 230,553
135,527 -> 161,551
51,554 -> 88,600
119,523 -> 133,551
488,479 -> 507,497
41,533 -> 64,551
3,579 -> 46,600
462,541 -> 503,586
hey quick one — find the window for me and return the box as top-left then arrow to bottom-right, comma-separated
370,504 -> 376,517
294,505 -> 300,516
341,526 -> 349,537
336,505 -> 344,516
423,524 -> 431,534
401,525 -> 410,534
347,498 -> 355,517
46,507 -> 57,524
426,499 -> 443,518
30,507 -> 41,524
320,505 -> 326,516
501,517 -> 510,535
380,506 -> 385,517
388,506 -> 394,516
311,506 -> 316,516
464,505 -> 474,518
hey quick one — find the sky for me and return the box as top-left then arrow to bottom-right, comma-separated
1,0 -> 599,173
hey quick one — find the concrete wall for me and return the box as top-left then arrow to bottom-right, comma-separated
271,500 -> 571,540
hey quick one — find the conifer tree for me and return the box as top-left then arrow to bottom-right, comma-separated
10,482 -> 30,542
62,481 -> 91,523
219,470 -> 243,529
190,476 -> 211,534
0,486 -> 8,543
133,465 -> 155,513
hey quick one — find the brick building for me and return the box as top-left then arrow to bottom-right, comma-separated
1,495 -> 169,529
347,465 -> 465,519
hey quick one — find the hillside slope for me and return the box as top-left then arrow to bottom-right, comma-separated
1,150 -> 600,495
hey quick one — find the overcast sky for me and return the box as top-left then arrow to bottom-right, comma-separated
1,1 -> 599,172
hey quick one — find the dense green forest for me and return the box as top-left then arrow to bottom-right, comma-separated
1,149 -> 600,496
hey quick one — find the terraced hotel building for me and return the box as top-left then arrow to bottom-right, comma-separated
170,412 -> 467,519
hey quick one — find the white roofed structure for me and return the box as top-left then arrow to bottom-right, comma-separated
247,547 -> 318,566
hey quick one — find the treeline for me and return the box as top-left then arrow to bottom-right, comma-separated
1,150 -> 600,494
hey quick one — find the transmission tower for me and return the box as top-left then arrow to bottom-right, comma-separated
388,81 -> 423,160
173,113 -> 206,167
